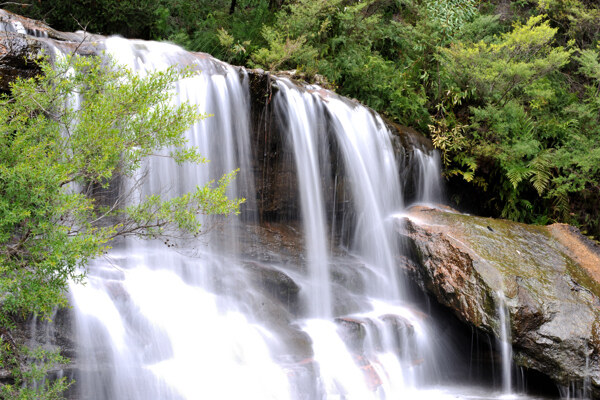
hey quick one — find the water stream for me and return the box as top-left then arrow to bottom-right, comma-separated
497,291 -> 514,397
24,34 -> 552,399
273,80 -> 331,318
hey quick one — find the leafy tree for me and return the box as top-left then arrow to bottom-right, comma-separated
1,342 -> 71,399
246,0 -> 428,124
208,0 -> 599,237
533,0 -> 600,47
0,54 -> 242,396
441,15 -> 573,104
435,14 -> 600,233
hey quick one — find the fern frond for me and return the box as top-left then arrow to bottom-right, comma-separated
462,171 -> 474,182
552,189 -> 570,221
528,150 -> 553,195
506,165 -> 532,189
458,155 -> 478,172
472,176 -> 488,190
520,198 -> 533,210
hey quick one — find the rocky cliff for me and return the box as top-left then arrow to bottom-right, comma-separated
400,205 -> 600,396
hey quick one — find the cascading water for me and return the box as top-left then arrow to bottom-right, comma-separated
69,38 -> 291,400
497,292 -> 514,397
273,80 -> 332,318
270,81 -> 451,398
412,148 -> 444,205
324,94 -> 405,300
4,22 -> 552,398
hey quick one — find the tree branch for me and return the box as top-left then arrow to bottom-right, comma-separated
0,2 -> 31,7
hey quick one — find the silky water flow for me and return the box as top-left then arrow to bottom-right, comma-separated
69,38 -> 288,400
53,37 -> 538,399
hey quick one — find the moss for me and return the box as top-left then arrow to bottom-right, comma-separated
482,289 -> 497,326
436,212 -> 559,284
591,318 -> 600,354
565,260 -> 600,299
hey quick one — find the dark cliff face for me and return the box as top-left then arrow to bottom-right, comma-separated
0,32 -> 41,93
247,70 -> 301,223
0,10 -> 46,91
244,67 -> 434,229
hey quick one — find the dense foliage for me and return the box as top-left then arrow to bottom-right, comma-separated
4,1 -> 600,233
0,54 -> 242,396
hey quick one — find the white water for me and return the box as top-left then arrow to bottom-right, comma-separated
72,252 -> 291,400
273,80 -> 331,318
324,94 -> 405,300
497,292 -> 514,396
269,82 -> 451,396
13,32 -> 544,399
69,38 -> 290,399
412,148 -> 444,205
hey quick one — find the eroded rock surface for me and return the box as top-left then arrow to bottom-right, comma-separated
0,9 -> 104,92
400,205 -> 600,395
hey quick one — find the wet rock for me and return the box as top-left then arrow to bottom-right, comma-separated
247,69 -> 301,222
243,261 -> 300,312
329,258 -> 369,293
335,317 -> 367,352
380,314 -> 415,357
329,259 -> 375,316
355,355 -> 383,392
245,65 -> 439,225
0,9 -> 102,43
278,352 -> 320,400
401,205 -> 600,396
0,307 -> 77,387
332,317 -> 385,392
0,27 -> 43,91
329,283 -> 371,317
387,122 -> 434,154
0,9 -> 102,92
236,221 -> 306,264
51,308 -> 77,360
387,122 -> 440,204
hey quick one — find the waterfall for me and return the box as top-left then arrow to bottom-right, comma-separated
324,95 -> 405,300
269,80 -> 448,397
272,79 -> 332,318
69,38 -> 291,400
3,9 -> 591,398
19,32 -> 507,399
497,292 -> 513,396
412,148 -> 444,205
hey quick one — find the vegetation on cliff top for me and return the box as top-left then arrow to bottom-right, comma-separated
5,0 -> 599,239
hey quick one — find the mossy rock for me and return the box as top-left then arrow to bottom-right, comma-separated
401,205 -> 600,396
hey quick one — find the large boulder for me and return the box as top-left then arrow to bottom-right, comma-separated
400,205 -> 600,396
